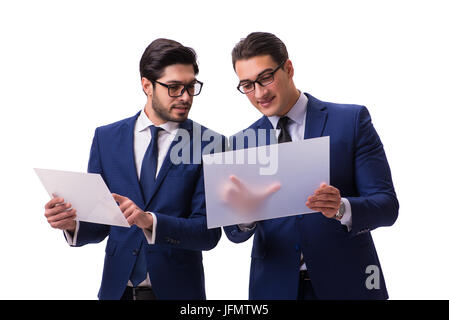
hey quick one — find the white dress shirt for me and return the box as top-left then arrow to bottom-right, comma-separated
241,91 -> 353,270
65,109 -> 179,287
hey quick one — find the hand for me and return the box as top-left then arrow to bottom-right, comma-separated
306,183 -> 341,218
112,193 -> 153,230
44,195 -> 77,232
222,175 -> 281,215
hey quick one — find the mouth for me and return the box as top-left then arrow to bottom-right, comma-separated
171,104 -> 191,115
257,96 -> 275,108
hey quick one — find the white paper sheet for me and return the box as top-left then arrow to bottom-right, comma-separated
202,137 -> 329,228
34,168 -> 130,228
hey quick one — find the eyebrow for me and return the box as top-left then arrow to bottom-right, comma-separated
239,68 -> 274,83
165,80 -> 184,84
165,79 -> 197,84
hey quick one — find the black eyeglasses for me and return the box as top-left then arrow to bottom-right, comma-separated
154,80 -> 203,97
237,61 -> 285,94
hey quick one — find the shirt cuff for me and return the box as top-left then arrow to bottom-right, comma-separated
238,222 -> 257,232
142,212 -> 157,244
64,220 -> 79,246
339,197 -> 353,232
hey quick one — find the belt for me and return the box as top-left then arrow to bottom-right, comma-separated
123,286 -> 156,300
300,270 -> 311,281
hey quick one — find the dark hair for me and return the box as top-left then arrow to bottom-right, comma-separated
232,32 -> 289,69
139,38 -> 199,84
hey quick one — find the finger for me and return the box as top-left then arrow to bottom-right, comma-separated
314,185 -> 339,195
309,200 -> 339,208
126,210 -> 139,226
119,199 -> 134,213
262,182 -> 281,197
309,194 -> 340,202
306,204 -> 327,213
47,209 -> 77,223
306,201 -> 339,210
45,202 -> 72,218
314,186 -> 335,195
229,175 -> 247,191
48,210 -> 77,225
123,206 -> 136,219
50,217 -> 76,230
112,193 -> 127,204
308,206 -> 339,214
45,197 -> 65,209
127,209 -> 147,226
307,201 -> 339,209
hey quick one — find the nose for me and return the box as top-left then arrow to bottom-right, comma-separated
178,87 -> 192,102
254,82 -> 269,99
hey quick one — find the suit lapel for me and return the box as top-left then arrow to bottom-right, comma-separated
117,111 -> 146,209
143,119 -> 193,210
256,117 -> 277,146
304,93 -> 328,139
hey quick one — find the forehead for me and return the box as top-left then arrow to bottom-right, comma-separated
159,64 -> 196,82
235,55 -> 278,81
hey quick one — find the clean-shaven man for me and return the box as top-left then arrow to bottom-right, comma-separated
224,32 -> 399,300
44,39 -> 222,300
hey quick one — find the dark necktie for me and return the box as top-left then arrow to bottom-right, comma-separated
130,241 -> 146,287
277,116 -> 292,143
131,125 -> 161,287
277,117 -> 306,271
139,125 -> 162,203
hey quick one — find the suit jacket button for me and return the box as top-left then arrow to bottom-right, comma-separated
132,250 -> 139,256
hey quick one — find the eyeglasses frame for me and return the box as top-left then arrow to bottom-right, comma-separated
153,79 -> 204,97
236,61 -> 286,94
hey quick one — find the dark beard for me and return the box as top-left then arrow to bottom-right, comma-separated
152,95 -> 190,123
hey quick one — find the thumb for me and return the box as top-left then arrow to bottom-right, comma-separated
112,193 -> 126,204
263,182 -> 281,197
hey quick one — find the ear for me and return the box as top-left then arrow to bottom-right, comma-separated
284,59 -> 294,79
141,77 -> 153,97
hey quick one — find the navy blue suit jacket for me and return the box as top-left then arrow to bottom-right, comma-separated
71,111 -> 222,300
224,93 -> 399,300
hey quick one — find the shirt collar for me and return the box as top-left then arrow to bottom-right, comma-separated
268,90 -> 308,129
136,109 -> 180,134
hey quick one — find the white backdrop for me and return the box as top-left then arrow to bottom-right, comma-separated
0,0 -> 448,299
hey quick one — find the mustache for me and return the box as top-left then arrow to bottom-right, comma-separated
171,103 -> 191,109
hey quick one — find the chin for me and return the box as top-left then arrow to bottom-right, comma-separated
258,107 -> 278,117
172,115 -> 189,122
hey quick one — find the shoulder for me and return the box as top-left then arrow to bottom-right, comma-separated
231,116 -> 269,140
94,112 -> 140,136
182,119 -> 227,153
246,116 -> 269,131
228,116 -> 271,150
305,93 -> 370,122
190,119 -> 224,138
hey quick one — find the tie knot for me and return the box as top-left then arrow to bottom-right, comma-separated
276,116 -> 292,143
149,125 -> 162,138
276,116 -> 290,130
